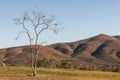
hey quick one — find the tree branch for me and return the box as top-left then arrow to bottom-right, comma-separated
15,31 -> 27,40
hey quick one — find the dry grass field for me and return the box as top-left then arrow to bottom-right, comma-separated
0,66 -> 120,80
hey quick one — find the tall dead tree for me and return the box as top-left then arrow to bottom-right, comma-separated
14,10 -> 60,76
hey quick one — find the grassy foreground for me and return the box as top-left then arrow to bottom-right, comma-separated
0,66 -> 120,80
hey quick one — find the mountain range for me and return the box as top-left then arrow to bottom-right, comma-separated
0,34 -> 120,68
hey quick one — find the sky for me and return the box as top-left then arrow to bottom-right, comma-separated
0,0 -> 120,48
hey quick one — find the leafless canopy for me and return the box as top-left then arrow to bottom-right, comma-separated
14,10 -> 60,45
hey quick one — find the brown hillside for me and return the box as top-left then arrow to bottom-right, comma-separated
71,34 -> 120,65
0,46 -> 68,66
0,34 -> 120,67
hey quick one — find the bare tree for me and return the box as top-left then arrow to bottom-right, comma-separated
14,10 -> 60,76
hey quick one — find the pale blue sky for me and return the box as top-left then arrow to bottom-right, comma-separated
0,0 -> 120,48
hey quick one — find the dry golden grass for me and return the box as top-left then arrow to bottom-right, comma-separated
0,66 -> 120,80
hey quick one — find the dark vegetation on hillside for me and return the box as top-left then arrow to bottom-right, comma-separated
0,34 -> 120,72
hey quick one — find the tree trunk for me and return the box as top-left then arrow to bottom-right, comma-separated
31,45 -> 39,76
32,66 -> 36,76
